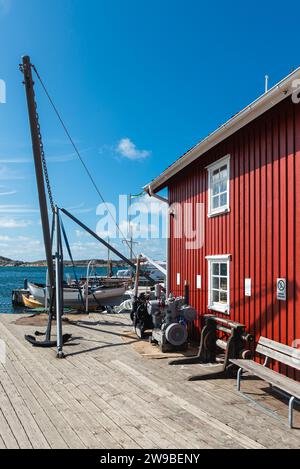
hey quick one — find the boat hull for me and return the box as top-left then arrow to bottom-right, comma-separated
22,294 -> 44,309
27,282 -> 126,308
27,282 -> 45,304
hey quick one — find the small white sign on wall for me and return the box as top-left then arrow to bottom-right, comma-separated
245,278 -> 252,297
277,278 -> 287,301
177,273 -> 181,286
196,275 -> 202,290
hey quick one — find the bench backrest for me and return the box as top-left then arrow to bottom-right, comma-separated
256,337 -> 300,371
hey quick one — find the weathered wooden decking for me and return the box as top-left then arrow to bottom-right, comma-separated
0,312 -> 299,449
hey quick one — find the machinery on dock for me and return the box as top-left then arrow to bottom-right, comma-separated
132,283 -> 197,353
148,294 -> 197,352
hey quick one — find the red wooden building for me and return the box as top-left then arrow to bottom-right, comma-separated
145,68 -> 300,357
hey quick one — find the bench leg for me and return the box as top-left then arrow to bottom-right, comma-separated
237,367 -> 243,392
288,396 -> 295,429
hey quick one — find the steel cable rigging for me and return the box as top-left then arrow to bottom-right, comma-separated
31,64 -> 137,259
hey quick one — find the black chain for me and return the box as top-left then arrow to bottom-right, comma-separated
20,61 -> 55,213
33,88 -> 55,213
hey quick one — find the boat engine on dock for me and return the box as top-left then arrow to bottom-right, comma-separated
132,283 -> 197,352
148,294 -> 196,352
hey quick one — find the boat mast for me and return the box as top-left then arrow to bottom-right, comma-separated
20,56 -> 55,293
123,194 -> 139,279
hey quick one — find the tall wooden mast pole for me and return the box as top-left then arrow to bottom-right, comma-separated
21,56 -> 55,290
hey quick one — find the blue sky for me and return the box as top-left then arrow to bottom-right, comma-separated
0,0 -> 299,261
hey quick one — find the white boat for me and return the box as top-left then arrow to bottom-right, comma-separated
115,261 -> 166,284
140,261 -> 166,282
28,282 -> 126,308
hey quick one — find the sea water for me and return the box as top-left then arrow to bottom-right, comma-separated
0,266 -> 118,314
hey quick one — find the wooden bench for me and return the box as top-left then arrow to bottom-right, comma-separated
230,337 -> 300,428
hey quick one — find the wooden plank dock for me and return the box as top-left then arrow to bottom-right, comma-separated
0,312 -> 299,449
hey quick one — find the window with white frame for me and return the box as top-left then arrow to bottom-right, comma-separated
207,155 -> 230,217
206,255 -> 230,314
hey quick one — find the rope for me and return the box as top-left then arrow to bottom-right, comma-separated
31,64 -> 136,259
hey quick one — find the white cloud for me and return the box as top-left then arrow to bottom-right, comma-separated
47,152 -> 78,163
75,229 -> 85,238
70,241 -> 105,255
96,227 -> 117,239
0,218 -> 32,228
0,205 -> 39,214
0,148 -> 91,165
0,154 -> 72,164
0,235 -> 37,243
75,229 -> 92,239
65,202 -> 94,215
116,138 -> 151,160
0,190 -> 17,196
70,242 -> 93,252
0,158 -> 32,164
0,165 -> 24,180
0,235 -> 43,260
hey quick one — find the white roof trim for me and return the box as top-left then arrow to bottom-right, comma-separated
206,254 -> 231,260
144,67 -> 300,193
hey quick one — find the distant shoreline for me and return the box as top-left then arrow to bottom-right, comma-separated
0,264 -> 126,268
0,257 -> 127,268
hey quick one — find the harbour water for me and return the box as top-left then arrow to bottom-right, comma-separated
0,266 -> 118,314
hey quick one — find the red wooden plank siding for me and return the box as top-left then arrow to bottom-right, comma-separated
287,104 -> 295,378
168,96 -> 300,376
266,117 -> 273,349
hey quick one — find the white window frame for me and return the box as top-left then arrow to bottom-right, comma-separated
206,254 -> 231,314
206,155 -> 230,218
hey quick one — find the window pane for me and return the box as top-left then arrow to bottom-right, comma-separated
220,165 -> 228,179
220,277 -> 227,290
220,180 -> 227,193
212,290 -> 220,303
220,193 -> 227,207
220,263 -> 227,276
213,183 -> 220,196
220,292 -> 227,303
212,195 -> 220,209
212,277 -> 219,289
212,263 -> 219,275
212,169 -> 220,182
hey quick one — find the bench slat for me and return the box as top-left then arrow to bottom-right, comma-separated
256,344 -> 300,371
258,337 -> 300,360
230,359 -> 300,399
